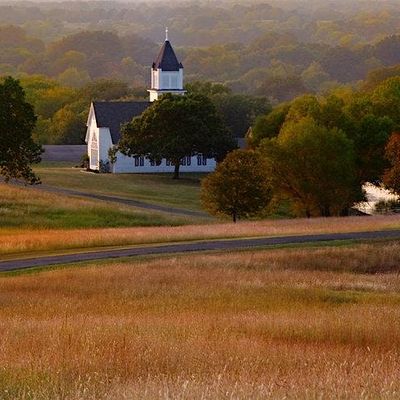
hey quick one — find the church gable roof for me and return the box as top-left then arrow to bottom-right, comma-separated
93,101 -> 150,144
152,40 -> 183,71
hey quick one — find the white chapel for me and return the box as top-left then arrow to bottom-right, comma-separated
85,30 -> 216,174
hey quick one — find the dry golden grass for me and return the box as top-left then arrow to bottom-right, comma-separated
1,242 -> 400,399
2,214 -> 400,256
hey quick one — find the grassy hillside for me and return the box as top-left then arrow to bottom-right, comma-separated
1,242 -> 400,399
34,162 -> 203,211
0,183 -> 191,229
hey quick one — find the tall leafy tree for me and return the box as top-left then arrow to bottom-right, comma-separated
251,103 -> 290,146
187,81 -> 270,137
0,77 -> 42,183
261,118 -> 360,217
201,149 -> 272,222
383,132 -> 400,195
118,93 -> 236,179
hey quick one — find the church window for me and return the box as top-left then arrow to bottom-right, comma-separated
91,148 -> 98,167
197,155 -> 207,166
162,75 -> 169,89
180,156 -> 191,166
134,156 -> 144,167
166,160 -> 171,166
170,75 -> 178,88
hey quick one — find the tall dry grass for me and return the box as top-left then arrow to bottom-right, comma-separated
2,214 -> 400,256
1,242 -> 400,399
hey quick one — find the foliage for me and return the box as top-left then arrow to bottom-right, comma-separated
3,2 -> 400,146
201,149 -> 272,222
0,76 -> 42,183
374,199 -> 400,214
50,105 -> 87,144
187,81 -> 270,138
256,74 -> 308,103
251,103 -> 291,146
383,132 -> 400,195
254,91 -> 394,186
1,2 -> 400,103
362,65 -> 400,91
119,93 -> 236,179
261,118 -> 360,217
78,79 -> 130,102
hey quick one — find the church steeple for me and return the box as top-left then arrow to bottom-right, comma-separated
148,30 -> 186,102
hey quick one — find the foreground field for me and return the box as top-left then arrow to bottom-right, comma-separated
1,242 -> 400,399
2,213 -> 400,257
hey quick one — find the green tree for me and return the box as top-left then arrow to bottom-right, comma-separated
119,93 -> 235,179
57,67 -> 90,88
213,93 -> 270,137
383,132 -> 400,194
251,103 -> 290,146
371,77 -> 400,126
186,81 -> 231,96
261,118 -> 360,217
187,81 -> 270,137
256,74 -> 307,102
301,62 -> 331,92
201,149 -> 272,222
79,79 -> 129,102
362,65 -> 400,91
0,76 -> 42,183
50,104 -> 87,144
351,114 -> 393,183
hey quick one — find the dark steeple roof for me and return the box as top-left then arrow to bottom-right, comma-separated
92,101 -> 150,144
152,40 -> 183,71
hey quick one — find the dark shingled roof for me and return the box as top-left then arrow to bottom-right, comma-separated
93,101 -> 150,144
152,40 -> 183,71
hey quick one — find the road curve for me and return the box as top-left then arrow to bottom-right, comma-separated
1,229 -> 400,272
7,180 -> 208,218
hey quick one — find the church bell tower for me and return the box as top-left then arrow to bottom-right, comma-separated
148,28 -> 186,102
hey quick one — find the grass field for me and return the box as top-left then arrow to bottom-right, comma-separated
33,162 -> 203,211
1,242 -> 400,399
0,183 -> 191,229
2,213 -> 399,257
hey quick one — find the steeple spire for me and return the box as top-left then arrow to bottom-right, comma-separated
148,30 -> 186,102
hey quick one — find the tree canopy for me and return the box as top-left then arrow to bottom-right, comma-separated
0,76 -> 41,183
383,132 -> 400,195
201,149 -> 272,222
118,93 -> 236,179
260,118 -> 359,217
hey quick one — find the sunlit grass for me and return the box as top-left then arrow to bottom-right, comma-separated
33,162 -> 204,211
0,183 -> 191,229
2,210 -> 399,256
1,242 -> 400,399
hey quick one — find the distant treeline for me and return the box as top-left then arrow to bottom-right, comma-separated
3,1 -> 400,146
2,1 -> 400,100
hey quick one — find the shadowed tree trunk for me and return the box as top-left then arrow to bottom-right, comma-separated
232,210 -> 237,223
173,162 -> 180,179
